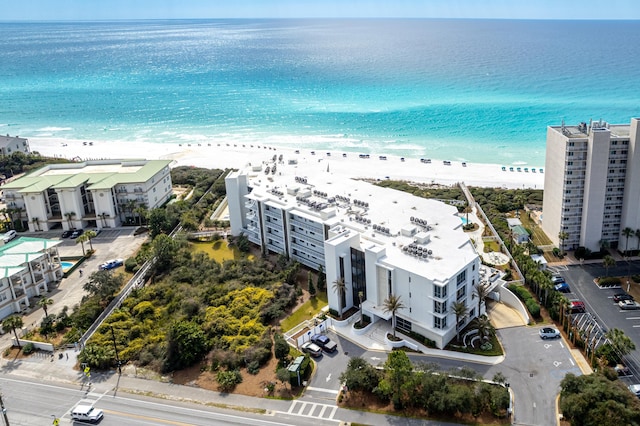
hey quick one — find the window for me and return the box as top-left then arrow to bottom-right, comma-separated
434,300 -> 447,314
434,316 -> 447,330
434,284 -> 447,299
456,270 -> 466,286
0,292 -> 7,302
457,286 -> 466,300
396,317 -> 412,333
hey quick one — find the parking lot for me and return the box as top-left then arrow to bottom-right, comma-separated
12,227 -> 148,331
551,262 -> 640,380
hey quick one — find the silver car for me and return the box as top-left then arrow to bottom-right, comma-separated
539,327 -> 560,339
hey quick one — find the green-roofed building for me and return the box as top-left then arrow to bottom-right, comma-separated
0,237 -> 63,320
3,159 -> 173,232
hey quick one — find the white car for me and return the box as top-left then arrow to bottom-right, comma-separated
2,230 -> 17,243
619,300 -> 640,310
539,327 -> 561,339
629,384 -> 640,398
70,404 -> 104,422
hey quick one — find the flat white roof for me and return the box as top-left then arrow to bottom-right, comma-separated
242,158 -> 478,279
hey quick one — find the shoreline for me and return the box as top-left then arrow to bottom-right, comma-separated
29,137 -> 545,190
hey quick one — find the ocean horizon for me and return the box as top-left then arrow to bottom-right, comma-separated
1,19 -> 639,167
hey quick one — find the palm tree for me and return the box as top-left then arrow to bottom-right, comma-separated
84,230 -> 97,251
474,315 -> 495,342
558,231 -> 569,254
126,199 -> 137,223
37,296 -> 54,317
514,194 -> 526,218
599,239 -> 610,254
134,204 -> 148,226
473,282 -> 491,317
622,227 -> 634,256
2,315 -> 24,348
31,217 -> 41,232
382,294 -> 406,339
357,291 -> 364,325
64,211 -> 76,229
451,301 -> 469,342
76,233 -> 88,256
332,277 -> 346,318
603,255 -> 616,277
605,328 -> 636,358
636,229 -> 640,254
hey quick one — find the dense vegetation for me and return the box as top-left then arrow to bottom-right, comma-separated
80,236 -> 300,374
339,352 -> 510,420
0,151 -> 69,178
560,373 -> 640,426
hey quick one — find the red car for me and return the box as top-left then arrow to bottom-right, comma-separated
569,300 -> 586,313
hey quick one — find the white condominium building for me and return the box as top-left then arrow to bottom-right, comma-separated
226,158 -> 480,348
542,118 -> 640,252
2,159 -> 173,232
0,134 -> 30,157
0,237 -> 63,320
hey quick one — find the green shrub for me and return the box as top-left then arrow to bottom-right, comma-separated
525,299 -> 541,318
247,361 -> 260,375
598,277 -> 621,287
22,342 -> 35,355
216,369 -> 242,392
124,257 -> 138,273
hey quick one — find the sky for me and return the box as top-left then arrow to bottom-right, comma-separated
0,0 -> 638,21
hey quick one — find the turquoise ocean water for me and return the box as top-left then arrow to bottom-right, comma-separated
0,19 -> 639,166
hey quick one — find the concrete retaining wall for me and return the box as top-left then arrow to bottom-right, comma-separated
13,338 -> 54,352
497,282 -> 531,324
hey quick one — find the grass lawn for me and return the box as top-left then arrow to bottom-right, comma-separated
518,213 -> 552,245
190,240 -> 255,262
280,293 -> 328,332
483,239 -> 501,253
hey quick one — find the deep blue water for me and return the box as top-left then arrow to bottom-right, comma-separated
1,19 -> 639,166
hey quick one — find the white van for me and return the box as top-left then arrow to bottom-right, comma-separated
2,230 -> 16,244
70,404 -> 104,422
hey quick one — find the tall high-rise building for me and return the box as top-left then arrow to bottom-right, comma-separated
542,118 -> 640,252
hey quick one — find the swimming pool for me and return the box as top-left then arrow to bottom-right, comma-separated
460,217 -> 469,225
61,261 -> 75,270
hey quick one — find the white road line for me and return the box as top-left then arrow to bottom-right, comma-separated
306,386 -> 339,394
287,401 -> 296,414
297,402 -> 308,415
569,358 -> 575,366
328,406 -> 338,419
318,405 -> 327,417
626,317 -> 640,320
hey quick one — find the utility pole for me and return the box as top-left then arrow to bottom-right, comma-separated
110,326 -> 122,375
0,393 -> 10,426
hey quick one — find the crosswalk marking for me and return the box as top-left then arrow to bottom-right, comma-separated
285,400 -> 338,421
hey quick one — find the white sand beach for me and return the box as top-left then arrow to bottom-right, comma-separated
30,137 -> 545,190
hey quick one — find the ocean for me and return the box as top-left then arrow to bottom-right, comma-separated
0,19 -> 639,167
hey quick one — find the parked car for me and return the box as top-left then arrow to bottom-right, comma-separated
551,275 -> 564,284
568,300 -> 586,313
300,341 -> 323,358
70,229 -> 84,239
619,300 -> 640,310
615,364 -> 632,377
310,334 -> 338,353
70,404 -> 104,423
539,327 -> 561,340
554,282 -> 570,293
99,258 -> 124,271
61,229 -> 73,238
629,384 -> 640,398
2,230 -> 17,243
614,293 -> 634,303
